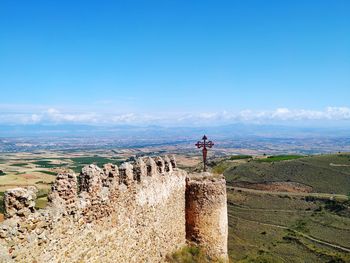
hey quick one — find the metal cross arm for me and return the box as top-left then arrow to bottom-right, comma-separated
195,135 -> 214,172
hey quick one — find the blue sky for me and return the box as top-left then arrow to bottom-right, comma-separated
0,0 -> 349,125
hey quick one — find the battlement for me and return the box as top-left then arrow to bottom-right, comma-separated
0,155 -> 228,263
2,155 -> 178,220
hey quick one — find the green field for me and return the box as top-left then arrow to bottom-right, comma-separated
69,156 -> 122,173
33,160 -> 66,168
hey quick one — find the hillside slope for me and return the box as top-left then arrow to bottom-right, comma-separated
224,154 -> 350,195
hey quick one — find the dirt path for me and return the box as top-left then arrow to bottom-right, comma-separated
228,202 -> 315,213
227,186 -> 348,200
228,212 -> 350,253
330,163 -> 350,167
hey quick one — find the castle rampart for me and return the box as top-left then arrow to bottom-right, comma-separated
0,155 -> 228,263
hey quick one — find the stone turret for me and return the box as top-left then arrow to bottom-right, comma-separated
185,172 -> 228,262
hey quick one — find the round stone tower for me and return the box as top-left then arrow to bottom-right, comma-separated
185,172 -> 228,262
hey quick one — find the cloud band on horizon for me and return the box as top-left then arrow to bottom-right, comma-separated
0,106 -> 349,126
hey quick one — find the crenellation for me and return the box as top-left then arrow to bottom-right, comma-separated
132,158 -> 147,182
102,163 -> 119,188
163,155 -> 173,173
154,156 -> 165,174
118,162 -> 134,185
144,157 -> 157,177
47,173 -> 78,216
79,164 -> 103,194
169,154 -> 177,169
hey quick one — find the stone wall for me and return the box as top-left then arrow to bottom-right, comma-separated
0,155 -> 187,263
0,156 -> 228,263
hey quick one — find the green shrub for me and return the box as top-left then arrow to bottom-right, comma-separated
166,246 -> 225,263
167,246 -> 207,263
291,219 -> 309,233
324,200 -> 346,213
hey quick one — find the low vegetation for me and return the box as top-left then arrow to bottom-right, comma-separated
166,246 -> 209,263
216,153 -> 350,262
229,155 -> 252,160
256,155 -> 305,163
210,155 -> 252,175
212,161 -> 236,175
166,246 -> 225,263
227,189 -> 350,262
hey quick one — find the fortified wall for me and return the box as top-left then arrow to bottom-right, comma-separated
0,156 -> 228,263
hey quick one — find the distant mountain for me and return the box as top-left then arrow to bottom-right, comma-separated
0,123 -> 349,138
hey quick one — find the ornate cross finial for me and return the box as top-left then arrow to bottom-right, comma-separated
195,135 -> 214,172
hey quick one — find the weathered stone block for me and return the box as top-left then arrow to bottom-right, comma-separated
4,187 -> 37,218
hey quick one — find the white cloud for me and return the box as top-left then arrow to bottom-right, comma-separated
46,108 -> 98,123
0,106 -> 349,125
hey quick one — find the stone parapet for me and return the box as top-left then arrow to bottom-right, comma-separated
0,155 -> 188,263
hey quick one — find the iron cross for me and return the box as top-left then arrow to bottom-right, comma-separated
195,135 -> 214,172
